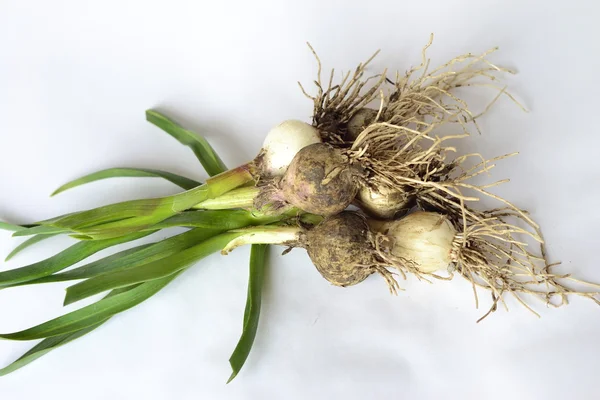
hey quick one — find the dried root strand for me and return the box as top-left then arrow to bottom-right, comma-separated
300,39 -> 598,320
450,217 -> 600,322
383,33 -> 525,137
349,119 -> 528,235
348,122 -> 471,209
302,34 -> 525,151
353,125 -> 600,320
342,36 -> 527,229
299,43 -> 387,144
345,35 -> 524,171
411,156 -> 600,321
373,209 -> 600,321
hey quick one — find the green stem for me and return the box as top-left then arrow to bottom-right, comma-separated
221,226 -> 303,255
170,163 -> 256,211
141,208 -> 300,231
193,186 -> 259,210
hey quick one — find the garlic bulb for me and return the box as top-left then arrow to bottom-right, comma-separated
356,185 -> 414,220
382,211 -> 457,273
346,108 -> 377,141
261,120 -> 322,176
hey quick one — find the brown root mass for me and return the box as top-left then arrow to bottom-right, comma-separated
299,37 -> 600,319
299,44 -> 386,144
301,35 -> 523,220
373,205 -> 600,322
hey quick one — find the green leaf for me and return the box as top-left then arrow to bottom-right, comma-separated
146,210 -> 286,231
0,321 -> 108,376
43,244 -> 156,282
12,225 -> 70,237
5,234 -> 58,261
37,165 -> 253,240
63,215 -> 167,241
4,244 -> 152,288
0,231 -> 152,288
28,227 -> 223,287
17,209 -> 277,288
0,221 -> 31,232
227,244 -> 268,383
0,285 -> 135,376
0,274 -> 180,341
63,231 -> 242,305
51,168 -> 202,196
146,110 -> 228,177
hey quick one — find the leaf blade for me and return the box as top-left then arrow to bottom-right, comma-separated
0,321 -> 108,376
38,165 -> 253,240
52,168 -> 202,196
0,231 -> 152,288
12,225 -> 70,237
227,243 -> 269,383
146,110 -> 228,177
145,210 -> 290,231
63,231 -> 241,305
0,221 -> 27,232
0,284 -> 139,375
5,234 -> 58,261
0,275 -> 179,341
5,208 -> 278,288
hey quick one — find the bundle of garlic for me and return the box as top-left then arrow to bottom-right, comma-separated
1,36 -> 598,381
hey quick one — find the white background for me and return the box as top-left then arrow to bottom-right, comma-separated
1,1 -> 599,399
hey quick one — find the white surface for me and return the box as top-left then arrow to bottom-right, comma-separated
1,1 -> 599,399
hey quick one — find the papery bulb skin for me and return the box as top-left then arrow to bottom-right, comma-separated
356,185 -> 414,220
260,120 -> 322,177
381,211 -> 457,273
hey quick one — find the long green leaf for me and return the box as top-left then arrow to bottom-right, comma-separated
0,231 -> 152,288
0,274 -> 180,341
0,321 -> 107,376
7,209 -> 279,288
12,225 -> 70,237
227,244 -> 268,383
0,221 -> 29,232
36,165 -> 253,240
44,244 -> 156,282
0,285 -> 135,376
146,110 -> 228,177
4,244 -> 153,288
49,227 -> 221,286
51,168 -> 202,196
5,234 -> 58,261
63,231 -> 242,305
145,210 -> 288,231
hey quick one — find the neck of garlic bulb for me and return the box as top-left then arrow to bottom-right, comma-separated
190,120 -> 321,211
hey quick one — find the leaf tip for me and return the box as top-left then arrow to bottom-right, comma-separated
50,184 -> 69,197
63,292 -> 75,307
70,234 -> 92,240
145,109 -> 158,121
226,371 -> 237,384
